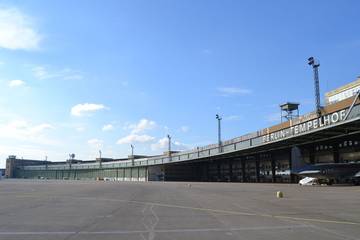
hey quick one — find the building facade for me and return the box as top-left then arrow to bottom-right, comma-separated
6,82 -> 360,183
325,77 -> 360,105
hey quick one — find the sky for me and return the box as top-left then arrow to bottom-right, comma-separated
0,0 -> 360,167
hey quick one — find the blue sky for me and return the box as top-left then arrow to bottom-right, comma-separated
0,0 -> 360,167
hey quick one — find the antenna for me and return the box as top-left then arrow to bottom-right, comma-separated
308,57 -> 321,116
167,134 -> 171,153
216,114 -> 222,152
130,144 -> 134,156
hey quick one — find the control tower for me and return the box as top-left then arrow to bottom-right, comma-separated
280,102 -> 300,122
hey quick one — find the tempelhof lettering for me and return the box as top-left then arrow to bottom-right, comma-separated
262,109 -> 347,143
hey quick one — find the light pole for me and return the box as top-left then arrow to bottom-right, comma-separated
167,134 -> 171,153
216,114 -> 222,152
167,134 -> 172,162
130,144 -> 135,166
98,150 -> 102,168
68,153 -> 73,168
308,57 -> 321,116
68,153 -> 74,179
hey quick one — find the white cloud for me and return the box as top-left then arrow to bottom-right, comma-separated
128,118 -> 156,134
0,120 -> 55,144
87,138 -> 103,148
117,118 -> 157,145
0,7 -> 41,50
32,66 -> 84,80
30,123 -> 54,133
180,126 -> 189,133
102,124 -> 114,131
0,144 -> 60,166
151,137 -> 188,151
8,79 -> 25,87
71,103 -> 107,117
116,134 -> 155,145
75,126 -> 85,132
151,137 -> 169,151
32,66 -> 47,79
217,87 -> 252,96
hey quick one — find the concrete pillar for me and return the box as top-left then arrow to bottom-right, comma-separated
271,157 -> 276,183
241,158 -> 246,182
289,149 -> 296,183
333,144 -> 339,163
309,146 -> 315,164
229,159 -> 233,182
145,167 -> 148,181
217,161 -> 221,181
205,162 -> 209,181
255,157 -> 260,183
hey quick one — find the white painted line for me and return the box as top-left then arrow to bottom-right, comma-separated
0,225 -> 309,235
12,194 -> 360,226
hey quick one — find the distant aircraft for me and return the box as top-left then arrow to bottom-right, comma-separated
291,149 -> 360,185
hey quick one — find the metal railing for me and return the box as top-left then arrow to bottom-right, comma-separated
22,105 -> 360,171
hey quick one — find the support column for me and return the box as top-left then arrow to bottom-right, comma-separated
333,144 -> 339,163
271,156 -> 276,183
309,146 -> 315,164
145,167 -> 148,182
205,162 -> 209,181
229,159 -> 233,182
68,167 -> 71,179
241,158 -> 246,182
289,148 -> 296,183
217,161 -> 221,182
255,157 -> 260,183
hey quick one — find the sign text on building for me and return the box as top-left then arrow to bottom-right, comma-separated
262,109 -> 347,143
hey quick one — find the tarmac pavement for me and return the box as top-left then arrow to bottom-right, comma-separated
0,179 -> 359,240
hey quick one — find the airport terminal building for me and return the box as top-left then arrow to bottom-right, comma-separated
5,78 -> 360,183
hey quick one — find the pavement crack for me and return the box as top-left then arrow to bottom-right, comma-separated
141,204 -> 159,240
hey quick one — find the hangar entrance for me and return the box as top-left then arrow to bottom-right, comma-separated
159,149 -> 293,183
158,133 -> 360,183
